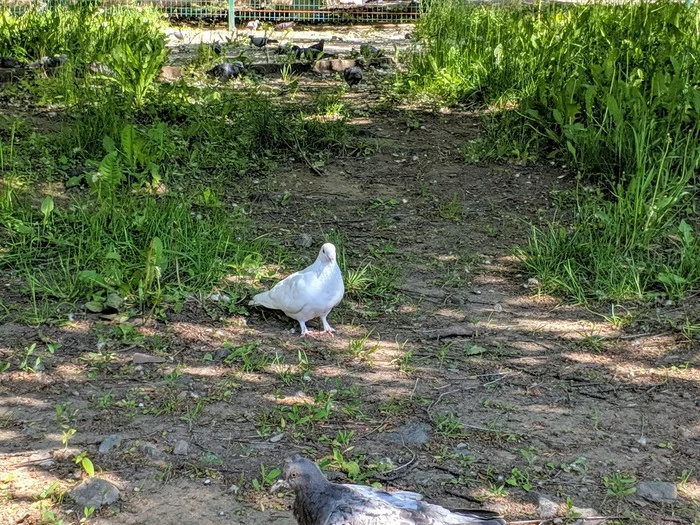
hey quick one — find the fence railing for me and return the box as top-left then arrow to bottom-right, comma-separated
1,0 -> 421,25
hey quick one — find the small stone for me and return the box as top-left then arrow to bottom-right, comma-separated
139,442 -> 161,458
203,478 -> 212,485
636,481 -> 677,503
228,484 -> 239,494
494,303 -> 503,312
98,434 -> 123,455
132,353 -> 166,364
636,436 -> 648,446
571,505 -> 605,525
382,422 -> 431,446
68,478 -> 120,509
527,277 -> 540,286
534,493 -> 559,519
379,457 -> 395,469
172,440 -> 189,456
207,292 -> 231,303
295,233 -> 313,248
630,447 -> 640,453
269,433 -> 284,443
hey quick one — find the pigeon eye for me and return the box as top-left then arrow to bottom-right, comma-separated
291,473 -> 297,478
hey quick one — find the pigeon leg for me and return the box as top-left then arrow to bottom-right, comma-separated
320,315 -> 336,336
299,321 -> 313,337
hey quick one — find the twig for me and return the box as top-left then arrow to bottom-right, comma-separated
374,446 -> 417,482
482,373 -> 511,386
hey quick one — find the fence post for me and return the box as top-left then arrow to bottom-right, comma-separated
228,0 -> 235,32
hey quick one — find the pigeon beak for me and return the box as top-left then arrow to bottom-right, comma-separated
270,479 -> 289,494
326,253 -> 334,264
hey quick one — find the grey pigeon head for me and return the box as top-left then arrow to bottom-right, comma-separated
272,455 -> 328,494
344,66 -> 363,87
309,39 -> 325,52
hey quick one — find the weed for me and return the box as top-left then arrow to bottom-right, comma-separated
437,195 -> 462,222
378,397 -> 410,417
73,451 -> 95,477
222,342 -> 269,373
486,483 -> 508,499
603,472 -> 637,499
18,343 -> 41,372
252,463 -> 281,491
505,467 -> 533,492
434,413 -> 464,437
320,449 -> 370,483
347,331 -> 379,364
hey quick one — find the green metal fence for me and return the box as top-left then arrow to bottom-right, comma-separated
229,0 -> 420,25
1,0 -> 420,23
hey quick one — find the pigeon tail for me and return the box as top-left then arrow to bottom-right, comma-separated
249,290 -> 276,309
450,509 -> 506,525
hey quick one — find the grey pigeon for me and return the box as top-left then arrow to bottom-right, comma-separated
275,21 -> 295,31
271,455 -> 506,525
0,57 -> 21,68
207,61 -> 244,81
308,39 -> 325,52
249,243 -> 344,337
29,54 -> 68,69
249,35 -> 278,48
343,66 -> 363,87
246,19 -> 260,31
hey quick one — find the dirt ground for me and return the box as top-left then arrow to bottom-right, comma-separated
1,26 -> 700,525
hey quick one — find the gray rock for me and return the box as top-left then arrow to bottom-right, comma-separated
68,478 -> 120,509
382,422 -> 431,446
98,434 -> 123,455
295,233 -> 313,248
132,352 -> 165,364
571,505 -> 605,525
173,440 -> 189,456
535,493 -> 559,519
139,442 -> 161,458
636,481 -> 677,503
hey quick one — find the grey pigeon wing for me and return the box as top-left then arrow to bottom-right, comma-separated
346,485 -> 422,511
325,500 -> 415,525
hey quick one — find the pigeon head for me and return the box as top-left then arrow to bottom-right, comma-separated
270,455 -> 328,494
318,243 -> 337,264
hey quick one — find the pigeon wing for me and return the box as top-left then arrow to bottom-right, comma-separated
250,270 -> 312,316
324,500 -> 415,525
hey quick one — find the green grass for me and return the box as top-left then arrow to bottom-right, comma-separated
0,4 -> 355,320
404,0 -> 700,303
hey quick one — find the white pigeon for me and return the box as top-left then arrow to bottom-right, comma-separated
249,243 -> 344,337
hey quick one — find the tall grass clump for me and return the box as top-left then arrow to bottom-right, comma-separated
406,0 -> 700,302
0,4 -> 355,320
